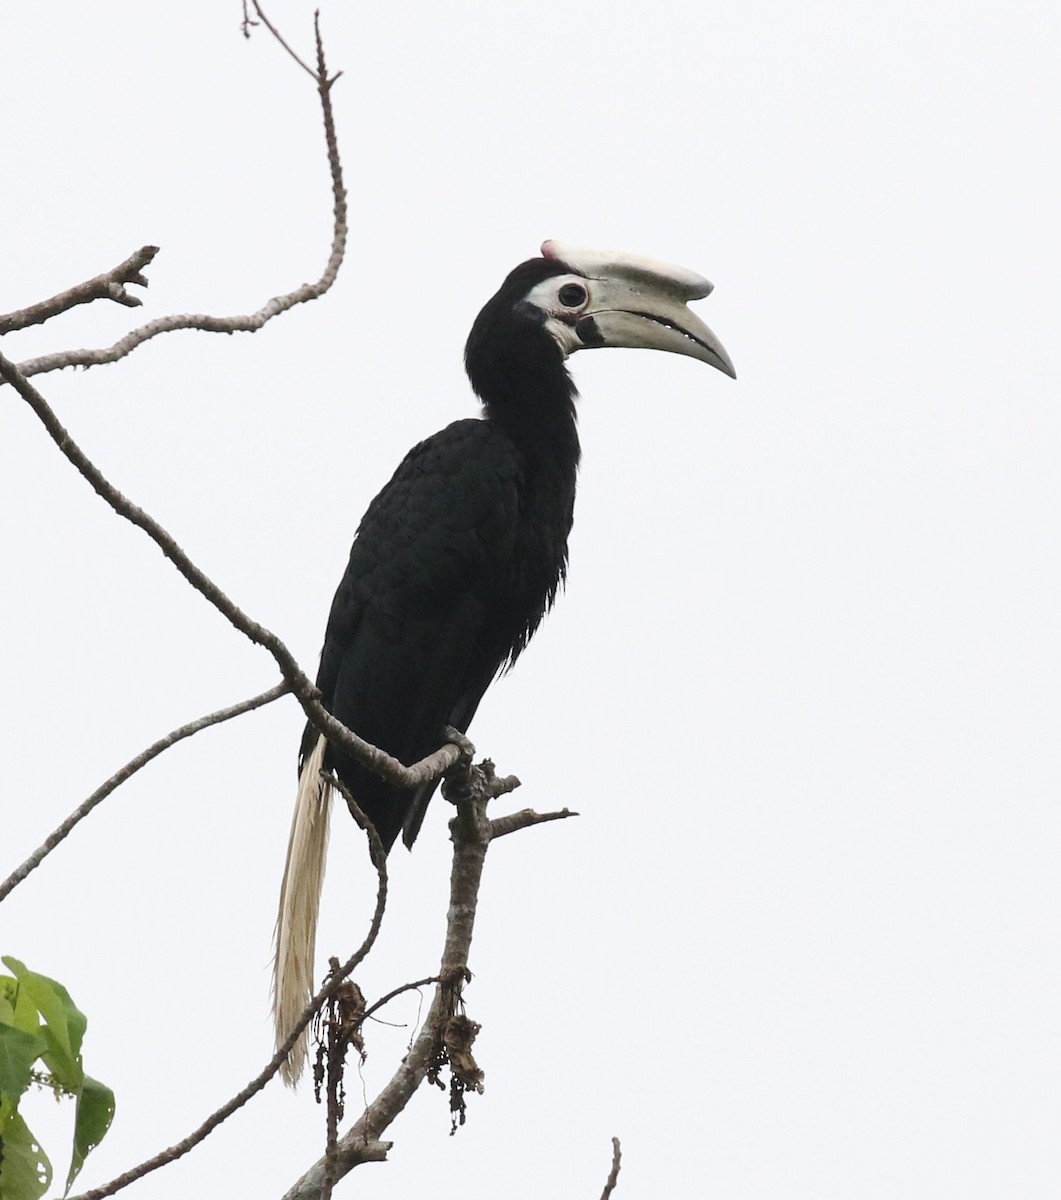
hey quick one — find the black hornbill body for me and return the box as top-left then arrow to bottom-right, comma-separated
274,241 -> 734,1080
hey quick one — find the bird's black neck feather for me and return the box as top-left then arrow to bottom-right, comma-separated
463,260 -> 582,661
464,258 -> 582,477
470,328 -> 580,473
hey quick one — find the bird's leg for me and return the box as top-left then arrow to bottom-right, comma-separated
440,729 -> 488,845
441,726 -> 476,775
440,725 -> 477,811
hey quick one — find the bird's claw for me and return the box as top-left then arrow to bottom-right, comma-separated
443,726 -> 476,764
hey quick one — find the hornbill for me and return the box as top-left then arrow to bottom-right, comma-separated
274,241 -> 734,1081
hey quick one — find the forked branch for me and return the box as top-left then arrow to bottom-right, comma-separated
0,246 -> 159,335
0,346 -> 463,794
4,11 -> 345,382
3,8 -> 593,1200
281,762 -> 576,1200
65,781 -> 389,1200
63,757 -> 573,1200
0,0 -> 448,912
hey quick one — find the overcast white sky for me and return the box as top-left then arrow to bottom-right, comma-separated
3,1 -> 1060,1197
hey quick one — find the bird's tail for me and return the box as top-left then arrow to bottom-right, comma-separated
273,732 -> 331,1086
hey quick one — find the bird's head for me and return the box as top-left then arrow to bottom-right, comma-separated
465,240 -> 735,406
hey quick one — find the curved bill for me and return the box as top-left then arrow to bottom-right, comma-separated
579,307 -> 735,377
543,240 -> 736,379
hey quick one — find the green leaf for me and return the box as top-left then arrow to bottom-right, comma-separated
3,979 -> 41,1042
0,976 -> 16,1020
35,1029 -> 81,1095
0,961 -> 114,1195
63,1075 -> 115,1195
1,960 -> 86,1091
0,1109 -> 53,1200
2,960 -> 87,1059
0,1025 -> 47,1105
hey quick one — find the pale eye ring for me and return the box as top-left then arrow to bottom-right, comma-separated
557,282 -> 587,308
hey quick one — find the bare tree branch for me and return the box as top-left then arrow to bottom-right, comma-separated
0,246 -> 159,334
600,1137 -> 622,1200
240,0 -> 259,38
66,754 -> 556,1200
66,779 -> 389,1200
0,5 -> 452,817
362,976 -> 443,1022
248,0 -> 321,82
489,806 -> 579,839
6,10 -> 590,1199
278,753 -> 569,1200
316,971 -> 366,1200
6,10 -> 346,383
0,682 -> 289,905
0,348 -> 463,795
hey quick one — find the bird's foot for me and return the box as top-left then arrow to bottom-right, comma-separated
443,726 -> 476,764
440,726 -> 478,807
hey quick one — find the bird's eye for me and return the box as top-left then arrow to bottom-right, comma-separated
557,282 -> 587,309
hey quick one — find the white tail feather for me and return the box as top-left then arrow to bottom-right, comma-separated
273,733 -> 331,1085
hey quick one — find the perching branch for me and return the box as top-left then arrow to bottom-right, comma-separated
0,246 -> 159,335
280,757 -> 578,1200
5,10 -> 346,383
63,756 -> 574,1200
65,778 -> 389,1200
0,682 -> 290,905
0,347 -> 464,793
0,360 -> 578,1197
0,2 -> 450,942
5,10 -> 593,1200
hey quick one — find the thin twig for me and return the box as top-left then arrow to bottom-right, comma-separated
0,246 -> 159,334
67,778 -> 389,1200
249,0 -> 318,80
489,806 -> 579,839
239,0 -> 259,38
0,11 -> 422,803
322,1053 -> 340,1200
600,1137 -> 622,1200
316,778 -> 385,1200
363,976 -> 443,1021
0,683 -> 289,905
0,348 -> 463,792
7,9 -> 346,383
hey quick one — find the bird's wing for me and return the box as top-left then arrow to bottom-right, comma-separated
307,418 -> 523,851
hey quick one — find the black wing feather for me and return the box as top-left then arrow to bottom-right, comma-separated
304,418 -> 524,851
